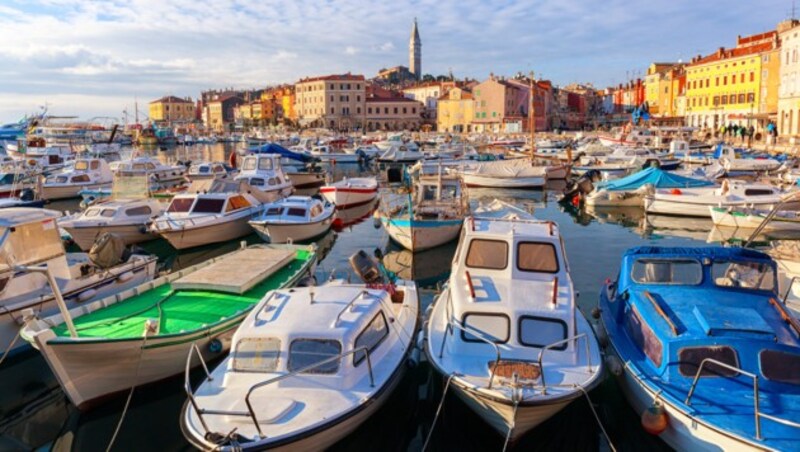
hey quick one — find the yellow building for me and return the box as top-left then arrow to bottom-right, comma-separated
685,30 -> 779,130
645,63 -> 678,116
149,95 -> 195,123
437,87 -> 474,133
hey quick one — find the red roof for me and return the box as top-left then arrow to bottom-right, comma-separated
297,73 -> 365,83
150,95 -> 193,104
689,41 -> 775,67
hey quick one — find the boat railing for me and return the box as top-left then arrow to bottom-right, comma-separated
781,276 -> 800,304
184,343 -> 374,440
152,207 -> 259,230
536,333 -> 592,395
685,357 -> 800,440
438,318 -> 502,389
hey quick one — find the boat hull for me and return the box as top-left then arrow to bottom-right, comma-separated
462,174 -> 545,189
41,182 -> 112,201
250,216 -> 333,243
155,215 -> 256,250
381,217 -> 462,251
63,224 -> 158,251
645,196 -> 781,218
710,208 -> 800,231
585,191 -> 644,207
287,172 -> 326,190
320,187 -> 377,209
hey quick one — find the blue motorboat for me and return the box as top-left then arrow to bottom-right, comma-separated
598,246 -> 800,451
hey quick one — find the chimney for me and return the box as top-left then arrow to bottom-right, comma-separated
717,47 -> 725,58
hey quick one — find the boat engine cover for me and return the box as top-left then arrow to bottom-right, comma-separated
88,232 -> 126,269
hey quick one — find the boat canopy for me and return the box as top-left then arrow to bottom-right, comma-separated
251,143 -> 316,163
597,167 -> 713,191
624,245 -> 772,262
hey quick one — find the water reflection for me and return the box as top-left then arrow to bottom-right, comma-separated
381,241 -> 457,289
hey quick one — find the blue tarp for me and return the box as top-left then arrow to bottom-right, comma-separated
597,167 -> 713,191
250,143 -> 316,163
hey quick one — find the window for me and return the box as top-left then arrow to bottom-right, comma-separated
249,177 -> 265,186
357,107 -> 361,114
71,174 -> 90,183
721,96 -> 727,105
384,107 -> 389,114
233,337 -> 281,372
625,306 -> 663,366
631,258 -> 702,285
90,161 -> 100,170
750,72 -> 755,82
125,206 -> 152,216
729,94 -> 735,104
287,207 -> 306,217
357,95 -> 361,102
519,316 -> 567,349
85,208 -> 101,217
517,242 -> 559,273
461,313 -> 510,343
713,96 -> 720,106
403,107 -> 407,114
761,349 -> 800,384
747,92 -> 755,102
740,73 -> 745,83
288,339 -> 341,374
738,94 -> 745,103
330,95 -> 334,102
678,346 -> 738,377
712,260 -> 775,291
226,195 -> 252,211
368,107 -> 372,114
192,198 -> 225,213
394,107 -> 398,114
167,198 -> 193,213
75,160 -> 89,171
266,207 -> 282,215
466,239 -> 508,270
100,209 -> 115,217
354,312 -> 389,366
723,76 -> 727,85
331,107 -> 335,114
731,75 -> 736,85
715,77 -> 719,86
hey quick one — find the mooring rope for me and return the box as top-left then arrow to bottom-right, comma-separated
422,373 -> 455,452
577,385 -> 616,452
0,329 -> 21,367
105,332 -> 150,452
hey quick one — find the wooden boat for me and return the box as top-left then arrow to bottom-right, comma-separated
59,198 -> 166,250
425,215 -> 603,441
0,208 -> 157,358
21,243 -> 316,410
181,273 -> 418,450
598,246 -> 800,450
249,196 -> 334,243
320,177 -> 378,209
379,174 -> 468,251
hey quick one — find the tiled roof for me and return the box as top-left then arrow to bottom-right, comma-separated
689,41 -> 775,67
297,74 -> 365,83
150,95 -> 193,104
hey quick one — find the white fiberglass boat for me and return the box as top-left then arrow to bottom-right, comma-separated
310,145 -> 361,163
320,177 -> 378,209
111,156 -> 187,184
377,145 -> 426,164
644,180 -> 788,218
460,159 -> 547,188
59,198 -> 166,251
182,274 -> 419,450
234,154 -> 294,198
41,158 -> 113,200
249,196 -> 335,243
425,215 -> 603,441
0,208 -> 157,358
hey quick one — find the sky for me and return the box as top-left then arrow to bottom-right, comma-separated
0,0 -> 793,122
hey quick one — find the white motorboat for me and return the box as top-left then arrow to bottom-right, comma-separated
185,161 -> 236,182
374,133 -> 420,152
111,156 -> 187,184
379,174 -> 468,251
181,274 -> 419,450
585,167 -> 714,207
377,145 -> 426,164
348,144 -> 382,159
644,180 -> 789,218
21,243 -> 316,409
425,215 -> 603,441
41,158 -> 114,200
249,196 -> 335,243
59,198 -> 166,251
0,208 -> 157,358
709,205 -> 800,231
714,145 -> 782,173
234,154 -> 294,199
309,145 -> 361,163
150,180 -> 267,250
597,127 -> 656,147
460,159 -> 547,188
767,241 -> 800,317
320,177 -> 378,209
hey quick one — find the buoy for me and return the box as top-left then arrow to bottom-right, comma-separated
591,306 -> 601,319
77,288 -> 98,303
670,188 -> 682,195
641,400 -> 669,435
605,354 -> 623,376
208,338 -> 223,353
406,346 -> 421,368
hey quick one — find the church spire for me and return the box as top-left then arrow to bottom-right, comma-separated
410,18 -> 421,80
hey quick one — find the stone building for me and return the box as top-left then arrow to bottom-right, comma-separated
295,74 -> 366,130
149,96 -> 196,124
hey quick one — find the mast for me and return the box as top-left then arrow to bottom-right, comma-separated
529,71 -> 535,160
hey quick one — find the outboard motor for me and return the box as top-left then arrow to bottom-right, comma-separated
19,188 -> 35,201
349,250 -> 383,284
89,233 -> 128,269
559,170 -> 598,205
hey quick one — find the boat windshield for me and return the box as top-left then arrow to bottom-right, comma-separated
466,239 -> 508,270
192,198 -> 225,214
74,160 -> 89,171
232,337 -> 281,372
712,260 -> 775,291
0,174 -> 16,185
0,220 -> 63,273
288,339 -> 341,374
761,349 -> 800,384
258,158 -> 273,170
631,258 -> 702,285
167,198 -> 194,213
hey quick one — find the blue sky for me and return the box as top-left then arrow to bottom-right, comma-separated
0,0 -> 793,122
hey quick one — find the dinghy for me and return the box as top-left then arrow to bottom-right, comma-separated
181,256 -> 418,450
249,196 -> 335,243
598,246 -> 800,451
425,215 -> 603,441
22,243 -> 316,410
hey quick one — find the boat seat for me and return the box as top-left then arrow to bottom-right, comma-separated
173,248 -> 294,295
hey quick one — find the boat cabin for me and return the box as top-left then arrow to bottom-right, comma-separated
447,217 -> 578,355
45,158 -> 111,184
164,192 -> 255,217
78,199 -> 162,223
414,176 -> 466,219
0,208 -> 71,289
235,154 -> 289,190
187,162 -> 231,178
261,196 -> 330,223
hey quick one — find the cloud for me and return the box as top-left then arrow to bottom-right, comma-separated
0,0 -> 792,120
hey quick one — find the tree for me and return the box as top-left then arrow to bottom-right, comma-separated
422,74 -> 435,82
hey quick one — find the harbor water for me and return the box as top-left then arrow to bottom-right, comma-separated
1,143 -> 774,452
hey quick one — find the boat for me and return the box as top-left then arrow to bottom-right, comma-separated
425,215 -> 603,441
21,243 -> 316,410
234,154 -> 294,199
249,196 -> 335,243
644,180 -> 789,218
767,241 -> 800,316
246,143 -> 326,191
379,174 -> 468,251
597,127 -> 656,147
185,161 -> 236,182
149,180 -> 270,250
310,145 -> 361,163
332,198 -> 379,231
460,159 -> 547,189
320,177 -> 378,209
597,246 -> 800,451
111,156 -> 187,185
59,198 -> 166,251
714,144 -> 782,173
0,208 -> 157,358
377,145 -> 426,164
709,204 -> 800,231
40,158 -> 114,200
181,258 -> 418,450
585,167 -> 714,207
374,133 -> 420,152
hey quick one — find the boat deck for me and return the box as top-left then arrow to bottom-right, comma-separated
52,250 -> 312,339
